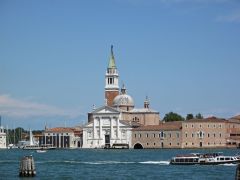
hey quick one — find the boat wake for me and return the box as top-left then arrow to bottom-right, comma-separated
139,161 -> 170,165
219,163 -> 237,167
37,160 -> 170,165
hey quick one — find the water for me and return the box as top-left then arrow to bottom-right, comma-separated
0,149 -> 239,179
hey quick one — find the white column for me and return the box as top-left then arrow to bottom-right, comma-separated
58,134 -> 61,148
99,118 -> 102,139
110,117 -> 113,139
117,118 -> 120,139
93,118 -> 96,139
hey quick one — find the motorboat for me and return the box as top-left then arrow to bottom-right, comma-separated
170,153 -> 240,165
36,149 -> 47,153
170,154 -> 200,165
199,155 -> 240,165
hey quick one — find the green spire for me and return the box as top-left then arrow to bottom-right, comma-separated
108,45 -> 117,69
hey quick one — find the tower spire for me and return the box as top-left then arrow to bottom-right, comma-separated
108,45 -> 116,69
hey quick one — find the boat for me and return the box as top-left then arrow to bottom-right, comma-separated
36,149 -> 47,153
170,154 -> 200,165
199,155 -> 240,165
170,153 -> 240,165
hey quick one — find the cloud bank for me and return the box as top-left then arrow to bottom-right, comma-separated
0,94 -> 84,119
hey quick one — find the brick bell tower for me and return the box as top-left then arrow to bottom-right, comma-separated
105,45 -> 119,106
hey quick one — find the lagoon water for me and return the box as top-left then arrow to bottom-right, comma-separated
0,149 -> 239,179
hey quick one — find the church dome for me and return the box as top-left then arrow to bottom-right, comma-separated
113,94 -> 135,107
112,84 -> 134,110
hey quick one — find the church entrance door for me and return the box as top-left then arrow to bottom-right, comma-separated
105,135 -> 110,148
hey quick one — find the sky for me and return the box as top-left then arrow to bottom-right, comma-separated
0,0 -> 240,129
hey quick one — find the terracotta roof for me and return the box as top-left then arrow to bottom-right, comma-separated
185,117 -> 227,123
132,121 -> 182,131
229,115 -> 240,121
45,127 -> 75,133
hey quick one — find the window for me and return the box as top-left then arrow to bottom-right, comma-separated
192,143 -> 194,145
154,143 -> 156,146
208,134 -> 210,138
153,134 -> 156,138
139,134 -> 141,138
135,134 -> 137,138
199,131 -> 204,138
160,131 -> 164,138
192,124 -> 194,128
185,133 -> 188,138
146,134 -> 148,138
200,124 -> 202,128
192,133 -> 194,138
147,143 -> 149,146
186,143 -> 188,146
220,133 -> 222,138
185,124 -> 188,128
170,143 -> 172,146
177,133 -> 180,138
214,133 -> 216,138
169,133 -> 172,138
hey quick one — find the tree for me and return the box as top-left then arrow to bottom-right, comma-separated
195,113 -> 203,119
186,114 -> 194,120
163,112 -> 185,122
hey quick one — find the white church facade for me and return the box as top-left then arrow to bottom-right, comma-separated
82,106 -> 132,148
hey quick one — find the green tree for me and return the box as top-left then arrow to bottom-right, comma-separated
186,114 -> 194,120
195,113 -> 203,119
163,112 -> 185,122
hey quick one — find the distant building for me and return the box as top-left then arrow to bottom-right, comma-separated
40,127 -> 82,148
132,121 -> 182,149
181,117 -> 227,148
226,115 -> 240,147
132,117 -> 231,149
0,125 -> 6,149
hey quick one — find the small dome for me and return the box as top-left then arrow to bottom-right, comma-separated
113,94 -> 135,107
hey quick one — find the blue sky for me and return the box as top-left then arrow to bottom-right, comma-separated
0,0 -> 240,129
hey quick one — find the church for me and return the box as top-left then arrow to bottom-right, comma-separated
82,46 -> 160,149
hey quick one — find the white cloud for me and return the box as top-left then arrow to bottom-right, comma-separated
217,11 -> 240,23
0,94 -> 84,119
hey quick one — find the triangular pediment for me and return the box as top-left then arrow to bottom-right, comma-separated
91,106 -> 120,114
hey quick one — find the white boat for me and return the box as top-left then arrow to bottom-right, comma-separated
170,153 -> 240,165
170,154 -> 200,165
36,149 -> 47,153
200,155 -> 240,165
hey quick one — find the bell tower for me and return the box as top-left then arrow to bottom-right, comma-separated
105,45 -> 119,106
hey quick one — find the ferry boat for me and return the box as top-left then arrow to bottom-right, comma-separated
170,153 -> 240,165
199,155 -> 240,165
170,154 -> 200,165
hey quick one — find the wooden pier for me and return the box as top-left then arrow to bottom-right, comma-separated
19,155 -> 36,177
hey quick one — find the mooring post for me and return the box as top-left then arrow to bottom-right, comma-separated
19,155 -> 36,177
236,164 -> 240,180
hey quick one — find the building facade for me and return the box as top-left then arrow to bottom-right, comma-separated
82,106 -> 132,148
0,125 -> 6,149
132,117 -> 231,149
40,127 -> 82,149
132,122 -> 182,149
181,117 -> 227,148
